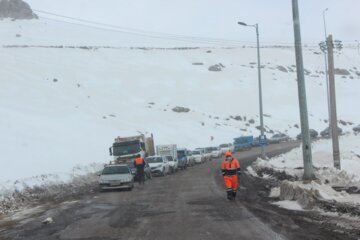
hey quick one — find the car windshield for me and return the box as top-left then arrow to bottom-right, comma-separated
113,142 -> 141,156
192,150 -> 201,155
219,144 -> 228,148
146,157 -> 163,163
102,166 -> 130,175
177,151 -> 185,157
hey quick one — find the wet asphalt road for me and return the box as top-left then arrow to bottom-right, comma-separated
0,142 -> 299,240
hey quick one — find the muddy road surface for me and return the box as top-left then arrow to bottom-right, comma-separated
0,142 -> 351,240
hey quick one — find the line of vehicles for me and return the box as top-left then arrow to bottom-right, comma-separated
98,134 -> 240,191
97,125 -> 355,191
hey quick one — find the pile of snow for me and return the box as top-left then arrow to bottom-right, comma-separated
272,200 -> 304,211
274,180 -> 360,215
0,163 -> 103,214
249,134 -> 360,213
250,134 -> 360,187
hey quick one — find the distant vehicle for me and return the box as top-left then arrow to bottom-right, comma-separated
186,150 -> 196,166
320,126 -> 343,138
209,147 -> 222,158
177,148 -> 190,169
126,161 -> 152,180
205,147 -> 214,160
196,148 -> 211,161
109,134 -> 155,164
165,155 -> 178,173
353,124 -> 360,133
252,137 -> 260,147
269,133 -> 290,144
156,144 -> 177,159
296,129 -> 319,140
233,136 -> 253,151
146,156 -> 170,176
191,150 -> 204,164
156,144 -> 178,173
99,164 -> 134,191
219,143 -> 234,153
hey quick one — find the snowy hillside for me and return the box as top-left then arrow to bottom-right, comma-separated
1,17 -> 360,183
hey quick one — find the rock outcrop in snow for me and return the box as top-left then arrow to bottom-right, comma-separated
0,0 -> 38,20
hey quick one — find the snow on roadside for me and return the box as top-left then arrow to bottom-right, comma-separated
272,200 -> 305,211
248,134 -> 360,214
0,163 -> 103,214
249,134 -> 360,187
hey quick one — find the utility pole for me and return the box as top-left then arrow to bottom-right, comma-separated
292,0 -> 315,180
327,35 -> 341,169
322,8 -> 331,132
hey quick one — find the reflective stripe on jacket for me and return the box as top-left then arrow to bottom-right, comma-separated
221,159 -> 241,176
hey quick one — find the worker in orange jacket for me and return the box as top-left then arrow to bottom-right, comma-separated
134,156 -> 146,184
221,151 -> 241,200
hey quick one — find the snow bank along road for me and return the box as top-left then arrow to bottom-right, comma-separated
0,142 -> 352,240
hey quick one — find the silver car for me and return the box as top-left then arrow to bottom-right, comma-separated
99,164 -> 134,191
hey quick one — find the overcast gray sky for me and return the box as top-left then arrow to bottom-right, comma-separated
27,0 -> 360,45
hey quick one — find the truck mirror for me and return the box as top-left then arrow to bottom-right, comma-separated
109,147 -> 113,156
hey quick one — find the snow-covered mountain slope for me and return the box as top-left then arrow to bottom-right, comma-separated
1,18 -> 360,182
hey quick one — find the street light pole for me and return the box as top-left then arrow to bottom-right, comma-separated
322,8 -> 331,132
237,22 -> 266,159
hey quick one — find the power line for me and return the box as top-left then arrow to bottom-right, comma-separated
34,9 -> 252,46
33,9 -> 339,48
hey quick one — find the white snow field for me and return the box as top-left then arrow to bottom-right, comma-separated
0,18 -> 360,196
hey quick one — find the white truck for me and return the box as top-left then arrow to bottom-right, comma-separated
156,144 -> 178,173
109,134 -> 155,164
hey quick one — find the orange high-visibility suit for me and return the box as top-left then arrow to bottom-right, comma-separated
134,157 -> 145,184
221,152 -> 241,200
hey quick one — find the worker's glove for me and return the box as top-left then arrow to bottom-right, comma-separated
237,172 -> 241,176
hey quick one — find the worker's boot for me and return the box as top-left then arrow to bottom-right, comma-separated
232,191 -> 237,199
227,191 -> 233,200
227,191 -> 232,200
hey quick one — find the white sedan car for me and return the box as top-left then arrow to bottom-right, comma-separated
99,164 -> 134,191
209,147 -> 222,158
165,155 -> 178,173
191,150 -> 204,164
146,156 -> 170,176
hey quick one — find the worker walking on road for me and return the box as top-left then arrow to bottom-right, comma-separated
221,151 -> 241,200
134,156 -> 146,185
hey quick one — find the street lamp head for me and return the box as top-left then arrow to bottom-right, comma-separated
237,21 -> 247,26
